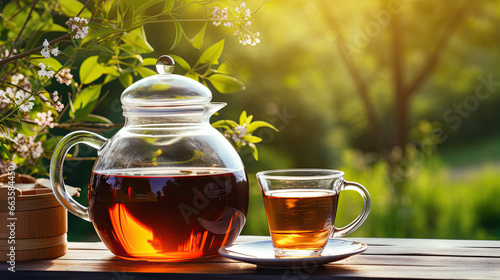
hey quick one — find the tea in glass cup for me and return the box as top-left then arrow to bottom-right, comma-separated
256,169 -> 370,257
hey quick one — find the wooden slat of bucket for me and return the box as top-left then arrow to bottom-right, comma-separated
0,234 -> 67,251
0,206 -> 67,239
1,243 -> 67,262
0,177 -> 75,262
0,192 -> 62,211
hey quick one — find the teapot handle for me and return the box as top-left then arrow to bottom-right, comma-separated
49,131 -> 107,221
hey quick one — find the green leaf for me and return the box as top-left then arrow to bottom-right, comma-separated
217,61 -> 231,74
197,39 -> 224,65
79,56 -> 105,84
30,56 -> 63,71
164,0 -> 175,12
2,3 -> 18,18
249,143 -> 258,161
40,23 -> 67,33
170,20 -> 183,50
0,143 -> 12,160
188,23 -> 207,49
70,85 -> 102,122
136,67 -> 157,78
212,119 -> 238,128
82,28 -> 122,45
97,52 -> 113,65
142,58 -> 157,66
239,111 -> 247,125
89,44 -> 115,55
104,74 -> 118,83
56,0 -> 92,18
122,26 -> 154,53
245,115 -> 254,126
135,0 -> 164,15
209,74 -> 246,94
44,136 -> 64,152
169,54 -> 191,71
185,72 -> 198,81
18,122 -> 36,137
102,65 -> 120,76
247,121 -> 279,133
244,135 -> 262,143
119,72 -> 133,88
85,114 -> 113,124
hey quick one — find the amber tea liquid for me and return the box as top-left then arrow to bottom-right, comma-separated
88,168 -> 248,261
263,190 -> 339,256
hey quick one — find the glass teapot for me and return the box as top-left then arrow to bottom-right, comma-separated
50,56 -> 249,261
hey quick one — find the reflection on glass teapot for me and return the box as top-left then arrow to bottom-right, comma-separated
50,56 -> 249,261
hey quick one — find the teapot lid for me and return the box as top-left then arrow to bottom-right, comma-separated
121,55 -> 212,106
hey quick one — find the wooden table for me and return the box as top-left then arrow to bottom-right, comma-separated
2,236 -> 500,279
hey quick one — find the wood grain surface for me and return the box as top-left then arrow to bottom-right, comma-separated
1,236 -> 499,279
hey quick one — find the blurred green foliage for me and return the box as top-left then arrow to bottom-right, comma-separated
64,0 -> 499,241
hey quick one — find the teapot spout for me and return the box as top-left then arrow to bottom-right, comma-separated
204,102 -> 226,121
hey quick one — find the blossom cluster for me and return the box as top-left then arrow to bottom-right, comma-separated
38,63 -> 55,78
41,39 -> 60,59
0,87 -> 35,113
35,111 -> 55,129
12,134 -> 44,159
210,2 -> 261,46
231,124 -> 248,144
55,68 -> 73,86
65,17 -> 89,40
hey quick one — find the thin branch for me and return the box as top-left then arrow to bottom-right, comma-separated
77,0 -> 93,17
64,157 -> 97,161
0,34 -> 71,66
6,0 -> 39,62
406,3 -> 473,96
318,0 -> 388,155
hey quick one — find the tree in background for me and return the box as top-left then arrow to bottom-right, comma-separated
316,0 -> 498,181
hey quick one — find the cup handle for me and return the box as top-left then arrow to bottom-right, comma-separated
49,131 -> 107,221
332,180 -> 371,237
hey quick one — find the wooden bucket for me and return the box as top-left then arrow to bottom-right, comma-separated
0,174 -> 79,261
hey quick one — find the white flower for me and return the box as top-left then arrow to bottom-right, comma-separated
54,100 -> 64,112
35,111 -> 55,129
41,48 -> 50,58
38,63 -> 55,78
55,69 -> 73,86
51,47 -> 60,56
32,143 -> 44,158
234,124 -> 247,136
11,73 -> 24,85
41,39 -> 51,58
12,134 -> 44,159
0,89 -> 9,104
15,90 -> 35,113
52,90 -> 59,102
211,2 -> 260,47
211,7 -> 229,27
230,124 -> 248,145
66,17 -> 90,40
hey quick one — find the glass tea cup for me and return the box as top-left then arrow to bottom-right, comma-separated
256,169 -> 370,257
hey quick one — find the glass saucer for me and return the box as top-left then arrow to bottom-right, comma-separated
218,238 -> 367,269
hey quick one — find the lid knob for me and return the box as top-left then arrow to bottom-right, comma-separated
156,55 -> 175,74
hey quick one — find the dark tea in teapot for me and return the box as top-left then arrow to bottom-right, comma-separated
88,168 -> 248,260
50,56 -> 250,261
